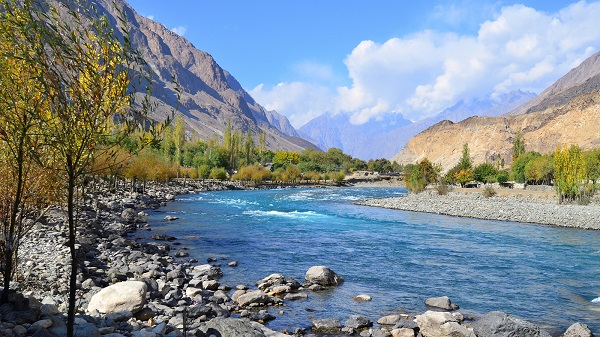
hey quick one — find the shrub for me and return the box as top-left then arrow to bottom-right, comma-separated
482,186 -> 497,198
496,171 -> 509,184
437,183 -> 451,195
209,167 -> 228,180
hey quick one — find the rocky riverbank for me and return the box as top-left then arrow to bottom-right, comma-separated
1,181 -> 596,337
358,189 -> 600,230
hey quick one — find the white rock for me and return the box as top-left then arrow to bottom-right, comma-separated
87,281 -> 147,314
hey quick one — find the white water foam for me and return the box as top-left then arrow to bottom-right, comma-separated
243,210 -> 320,219
592,297 -> 600,303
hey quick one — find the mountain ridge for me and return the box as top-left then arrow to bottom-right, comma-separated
392,51 -> 600,170
299,90 -> 535,160
89,0 -> 314,152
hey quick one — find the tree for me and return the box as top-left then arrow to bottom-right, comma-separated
473,163 -> 498,183
25,2 -> 160,335
510,151 -> 540,183
455,168 -> 474,187
458,143 -> 472,170
243,130 -> 254,165
259,130 -> 266,154
554,145 -> 587,203
0,3 -> 60,301
524,154 -> 553,185
512,130 -> 526,161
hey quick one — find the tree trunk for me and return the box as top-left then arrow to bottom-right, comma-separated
66,171 -> 77,337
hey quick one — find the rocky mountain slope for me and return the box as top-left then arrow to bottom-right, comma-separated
392,52 -> 600,170
92,0 -> 314,152
300,90 -> 534,160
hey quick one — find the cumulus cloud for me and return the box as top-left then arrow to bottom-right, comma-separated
249,82 -> 335,128
171,26 -> 187,36
251,1 -> 600,125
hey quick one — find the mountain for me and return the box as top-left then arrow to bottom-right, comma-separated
89,0 -> 314,152
392,52 -> 600,170
299,113 -> 412,159
299,90 -> 534,160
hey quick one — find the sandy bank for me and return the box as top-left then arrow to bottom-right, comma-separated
358,189 -> 600,230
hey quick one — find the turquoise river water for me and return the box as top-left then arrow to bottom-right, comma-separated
137,187 -> 600,334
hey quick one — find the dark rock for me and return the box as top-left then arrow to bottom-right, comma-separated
472,311 -> 552,337
151,234 -> 176,241
312,318 -> 342,332
344,315 -> 373,329
200,317 -> 265,337
4,308 -> 41,325
187,304 -> 213,319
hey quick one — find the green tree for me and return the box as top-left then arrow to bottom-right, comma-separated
524,154 -> 553,184
510,151 -> 540,183
473,163 -> 498,183
512,130 -> 526,161
458,143 -> 472,170
243,130 -> 254,165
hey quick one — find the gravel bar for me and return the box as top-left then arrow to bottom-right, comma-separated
357,190 -> 600,230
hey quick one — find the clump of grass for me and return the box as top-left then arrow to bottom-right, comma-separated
482,186 -> 497,198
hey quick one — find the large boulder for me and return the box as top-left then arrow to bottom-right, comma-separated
305,266 -> 344,286
472,311 -> 552,337
87,281 -> 147,314
416,311 -> 475,337
563,323 -> 592,337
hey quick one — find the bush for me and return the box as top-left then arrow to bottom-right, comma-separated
473,163 -> 498,183
209,167 -> 228,180
482,186 -> 497,198
437,183 -> 451,195
496,171 -> 509,184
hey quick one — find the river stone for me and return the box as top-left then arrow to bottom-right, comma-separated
377,314 -> 402,325
201,317 -> 266,337
305,266 -> 344,286
563,322 -> 592,337
416,310 -> 475,337
87,281 -> 147,314
312,318 -> 342,332
344,315 -> 373,329
392,328 -> 416,337
235,291 -> 272,308
472,311 -> 552,337
284,293 -> 308,301
353,294 -> 372,301
425,296 -> 459,311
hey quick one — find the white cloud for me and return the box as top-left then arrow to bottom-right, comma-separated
249,82 -> 335,128
251,1 -> 600,125
171,26 -> 187,36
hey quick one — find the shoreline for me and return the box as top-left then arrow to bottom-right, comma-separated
357,188 -> 600,230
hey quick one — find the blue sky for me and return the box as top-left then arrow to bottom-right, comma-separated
126,1 -> 600,127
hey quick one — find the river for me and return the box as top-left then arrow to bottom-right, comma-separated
137,187 -> 600,334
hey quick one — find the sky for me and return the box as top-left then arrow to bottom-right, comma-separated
126,1 -> 600,128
